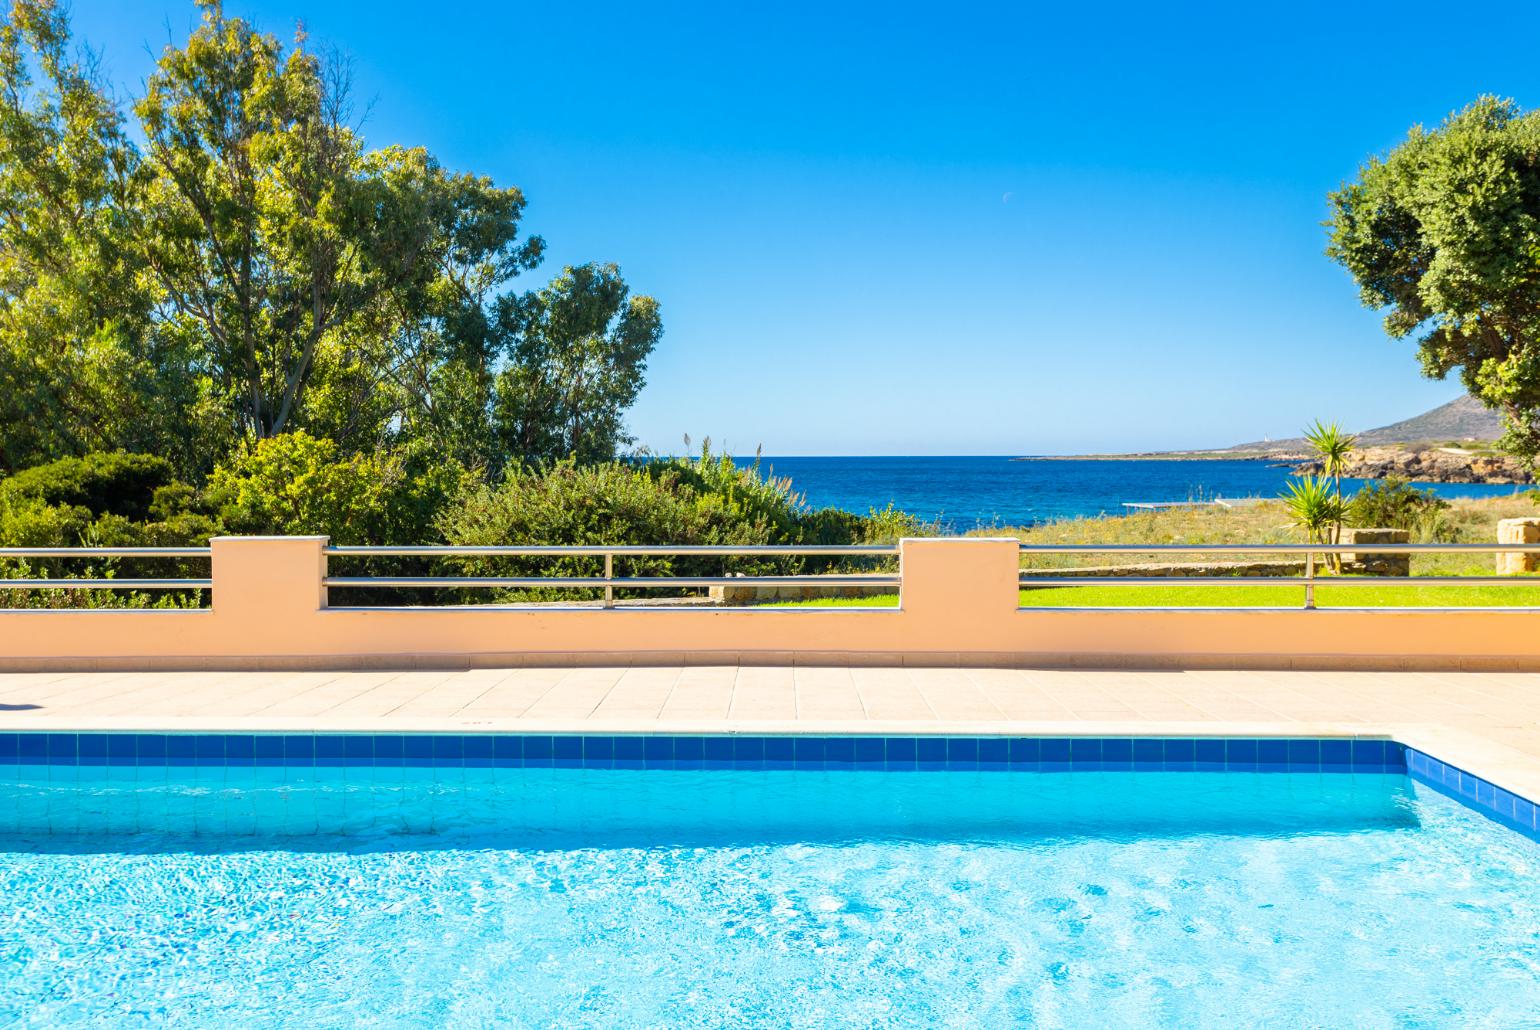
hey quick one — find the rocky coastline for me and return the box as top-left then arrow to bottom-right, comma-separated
1292,446 -> 1534,485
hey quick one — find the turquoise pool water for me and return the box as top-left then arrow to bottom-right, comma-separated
4,767 -> 1540,1027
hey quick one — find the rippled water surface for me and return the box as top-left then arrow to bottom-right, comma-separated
5,769 -> 1540,1027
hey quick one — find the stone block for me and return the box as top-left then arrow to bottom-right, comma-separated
1340,528 -> 1410,577
1497,518 -> 1540,575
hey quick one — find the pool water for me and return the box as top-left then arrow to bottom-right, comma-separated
4,768 -> 1540,1027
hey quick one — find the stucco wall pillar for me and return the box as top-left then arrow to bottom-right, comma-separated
899,537 -> 1020,625
210,536 -> 329,626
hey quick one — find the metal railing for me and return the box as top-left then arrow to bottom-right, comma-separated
323,544 -> 900,607
3,541 -> 1540,610
0,547 -> 212,591
1017,542 -> 1540,609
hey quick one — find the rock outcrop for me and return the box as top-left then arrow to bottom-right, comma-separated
1294,446 -> 1534,484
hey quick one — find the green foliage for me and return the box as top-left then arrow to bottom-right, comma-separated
0,451 -> 174,519
0,450 -> 216,607
1281,475 -> 1344,546
1345,477 -> 1449,533
1303,420 -> 1355,481
435,448 -> 919,600
131,3 -> 552,454
0,0 -> 208,471
495,263 -> 662,466
0,0 -> 660,478
206,432 -> 466,544
1301,419 -> 1355,564
1326,96 -> 1540,466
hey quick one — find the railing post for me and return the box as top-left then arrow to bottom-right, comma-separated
603,552 -> 614,608
1303,549 -> 1316,610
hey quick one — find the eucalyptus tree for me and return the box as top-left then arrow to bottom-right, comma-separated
0,1 -> 203,470
0,0 -> 661,479
132,3 -> 544,457
494,263 -> 663,466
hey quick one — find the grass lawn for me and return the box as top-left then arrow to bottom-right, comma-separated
772,581 -> 1540,608
771,494 -> 1540,608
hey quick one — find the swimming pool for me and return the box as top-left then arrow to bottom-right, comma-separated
3,734 -> 1538,1026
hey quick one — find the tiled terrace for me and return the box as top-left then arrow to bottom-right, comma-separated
4,665 -> 1540,798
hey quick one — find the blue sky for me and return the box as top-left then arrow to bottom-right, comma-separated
69,1 -> 1540,455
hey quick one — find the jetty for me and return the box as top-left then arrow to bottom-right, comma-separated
1120,498 -> 1263,510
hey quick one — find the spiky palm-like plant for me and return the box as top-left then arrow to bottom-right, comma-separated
1282,475 -> 1344,549
1303,420 -> 1356,568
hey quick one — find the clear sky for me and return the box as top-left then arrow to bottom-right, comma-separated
67,1 -> 1540,455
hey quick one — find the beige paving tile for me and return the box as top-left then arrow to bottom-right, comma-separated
794,666 -> 864,719
851,666 -> 934,720
728,666 -> 796,720
523,668 -> 630,718
659,666 -> 737,719
965,672 -> 1076,721
906,668 -> 1005,721
590,667 -> 680,719
461,676 -> 567,717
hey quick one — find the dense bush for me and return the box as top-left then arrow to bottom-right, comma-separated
0,451 -> 218,551
434,449 -> 926,600
205,433 -> 469,545
0,440 -> 930,607
0,452 -> 216,608
0,452 -> 176,520
1345,477 -> 1449,532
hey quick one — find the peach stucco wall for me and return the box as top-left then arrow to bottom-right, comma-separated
3,536 -> 1539,670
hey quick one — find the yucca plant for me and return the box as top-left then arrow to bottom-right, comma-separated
1302,420 -> 1356,569
1282,476 -> 1345,561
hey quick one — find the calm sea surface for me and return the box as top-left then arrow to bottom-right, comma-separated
737,456 -> 1529,530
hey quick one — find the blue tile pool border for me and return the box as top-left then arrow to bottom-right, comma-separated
6,732 -> 1539,840
1405,747 -> 1540,841
0,732 -> 1406,775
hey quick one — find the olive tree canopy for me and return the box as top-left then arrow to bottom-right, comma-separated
1326,96 -> 1540,464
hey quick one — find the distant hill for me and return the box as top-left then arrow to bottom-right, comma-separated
1048,394 -> 1509,462
1355,394 -> 1504,444
1225,395 -> 1503,454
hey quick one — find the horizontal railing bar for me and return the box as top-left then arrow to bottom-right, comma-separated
324,575 -> 901,589
1016,543 -> 1540,554
324,545 -> 898,557
0,547 -> 210,558
1021,577 -> 1316,587
1019,576 -> 1540,587
0,579 -> 212,590
5,542 -> 1538,556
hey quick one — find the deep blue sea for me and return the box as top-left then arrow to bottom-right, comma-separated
738,456 -> 1529,530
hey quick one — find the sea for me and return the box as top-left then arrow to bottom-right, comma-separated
736,456 -> 1530,531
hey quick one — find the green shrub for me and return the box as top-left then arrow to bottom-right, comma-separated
1346,477 -> 1449,532
205,432 -> 467,544
438,459 -> 778,596
434,450 -> 920,601
0,493 -> 92,548
0,452 -> 175,520
0,451 -> 218,555
0,457 -> 216,608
